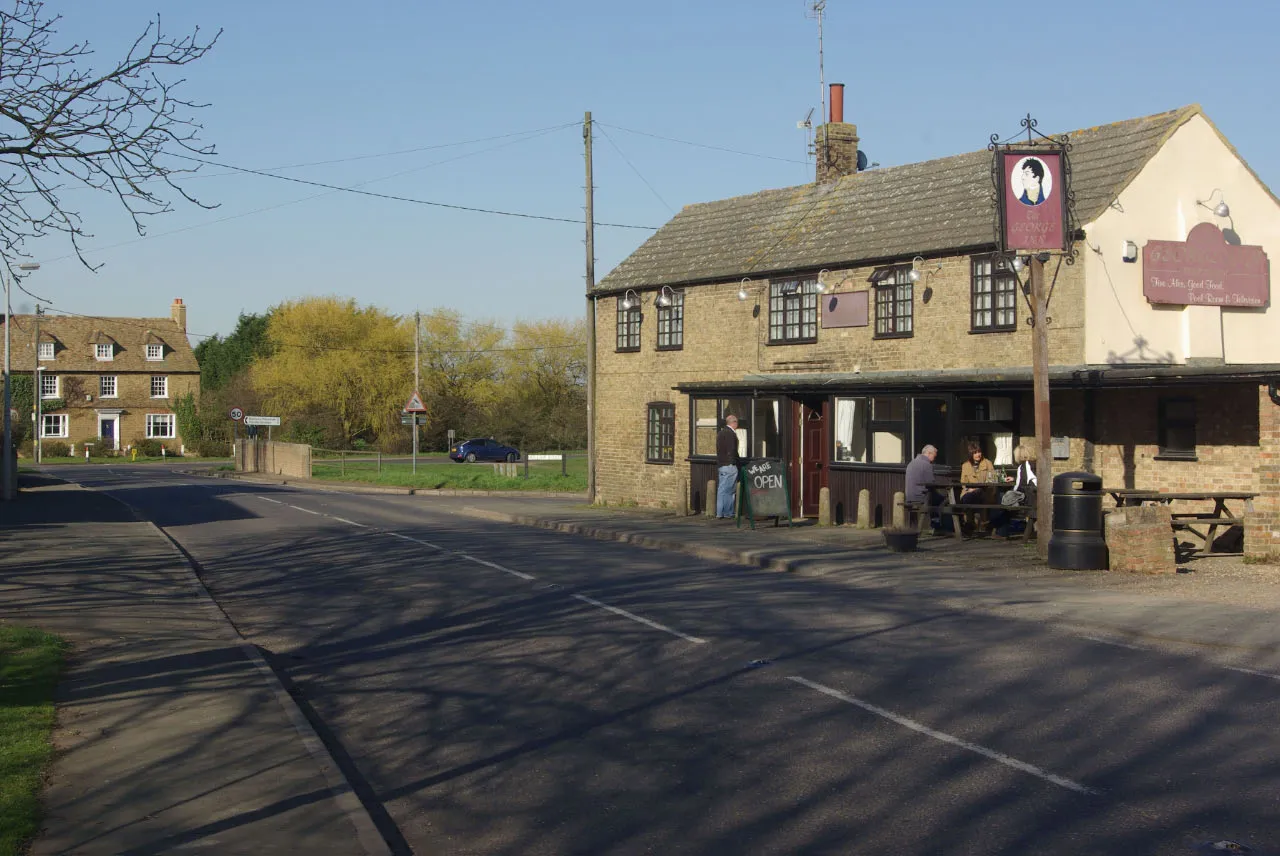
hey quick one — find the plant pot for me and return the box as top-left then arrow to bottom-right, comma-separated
882,528 -> 920,553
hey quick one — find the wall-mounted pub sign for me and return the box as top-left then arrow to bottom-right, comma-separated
996,148 -> 1068,252
1143,222 -> 1270,308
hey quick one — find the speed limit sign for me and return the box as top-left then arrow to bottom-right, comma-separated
229,406 -> 244,422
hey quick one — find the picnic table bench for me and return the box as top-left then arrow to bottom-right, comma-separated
915,481 -> 1037,541
1106,489 -> 1257,555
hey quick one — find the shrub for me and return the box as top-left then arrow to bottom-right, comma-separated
131,437 -> 163,457
42,441 -> 70,458
87,438 -> 117,458
195,439 -> 231,458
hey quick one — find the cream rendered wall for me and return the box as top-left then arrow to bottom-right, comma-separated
1084,114 -> 1280,365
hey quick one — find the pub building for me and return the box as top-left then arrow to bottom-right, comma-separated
590,101 -> 1280,547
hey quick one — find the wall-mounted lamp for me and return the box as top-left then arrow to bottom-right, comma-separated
655,285 -> 676,308
620,289 -> 640,310
737,277 -> 752,302
1010,255 -> 1026,273
1121,240 -> 1138,263
908,256 -> 943,283
1196,189 -> 1230,218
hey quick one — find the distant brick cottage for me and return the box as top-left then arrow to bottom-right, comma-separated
589,104 -> 1280,542
3,298 -> 200,454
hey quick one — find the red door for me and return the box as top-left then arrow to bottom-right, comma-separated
800,400 -> 827,517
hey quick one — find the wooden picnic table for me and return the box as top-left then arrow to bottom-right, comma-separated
1105,489 -> 1258,555
920,481 -> 1034,541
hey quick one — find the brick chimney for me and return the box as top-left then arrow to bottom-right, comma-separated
815,83 -> 860,184
171,298 -> 186,332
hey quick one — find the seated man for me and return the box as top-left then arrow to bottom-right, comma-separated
904,444 -> 944,531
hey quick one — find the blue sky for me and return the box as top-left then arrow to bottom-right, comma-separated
17,0 -> 1280,340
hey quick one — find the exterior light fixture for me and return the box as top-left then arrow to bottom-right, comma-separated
1121,240 -> 1138,263
1011,255 -> 1026,273
737,278 -> 751,302
1196,189 -> 1230,219
908,256 -> 924,283
655,286 -> 676,308
620,289 -> 640,310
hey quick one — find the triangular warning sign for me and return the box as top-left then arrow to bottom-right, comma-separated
403,391 -> 426,412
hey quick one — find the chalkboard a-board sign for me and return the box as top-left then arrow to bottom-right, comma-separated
737,458 -> 794,528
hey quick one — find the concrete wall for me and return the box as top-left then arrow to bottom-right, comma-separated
236,440 -> 311,479
1084,113 -> 1280,366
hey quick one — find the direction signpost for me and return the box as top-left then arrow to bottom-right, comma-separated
403,391 -> 427,474
245,415 -> 281,441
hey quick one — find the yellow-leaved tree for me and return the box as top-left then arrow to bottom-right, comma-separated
418,309 -> 505,450
492,318 -> 586,452
252,297 -> 412,448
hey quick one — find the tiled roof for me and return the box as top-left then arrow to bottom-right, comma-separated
2,313 -> 199,373
597,105 -> 1203,293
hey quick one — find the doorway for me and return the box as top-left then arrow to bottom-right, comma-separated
798,398 -> 827,517
98,415 -> 119,450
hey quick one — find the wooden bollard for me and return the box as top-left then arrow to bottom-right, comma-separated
818,486 -> 831,526
892,491 -> 906,528
856,488 -> 871,529
706,479 -> 717,517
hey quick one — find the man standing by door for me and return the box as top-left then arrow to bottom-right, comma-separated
716,414 -> 742,519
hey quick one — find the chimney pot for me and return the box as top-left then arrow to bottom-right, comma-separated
830,83 -> 845,124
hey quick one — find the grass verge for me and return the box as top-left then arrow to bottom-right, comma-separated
0,625 -> 67,855
309,459 -> 586,492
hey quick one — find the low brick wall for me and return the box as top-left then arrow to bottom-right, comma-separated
1245,510 -> 1280,562
235,440 -> 311,479
1105,504 -> 1176,574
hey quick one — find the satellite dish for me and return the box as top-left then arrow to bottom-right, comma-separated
856,150 -> 869,171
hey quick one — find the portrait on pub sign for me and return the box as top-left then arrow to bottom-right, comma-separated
1010,155 -> 1052,207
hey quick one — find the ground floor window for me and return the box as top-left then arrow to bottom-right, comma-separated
690,396 -> 776,459
646,402 -> 675,464
1157,397 -> 1196,459
41,414 -> 68,438
146,413 -> 176,439
833,396 -> 907,463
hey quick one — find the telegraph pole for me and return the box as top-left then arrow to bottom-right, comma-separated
1030,254 -> 1052,559
584,111 -> 597,504
33,305 -> 41,464
413,310 -> 420,475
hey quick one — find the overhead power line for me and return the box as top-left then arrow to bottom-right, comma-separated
596,122 -> 810,165
172,153 -> 660,230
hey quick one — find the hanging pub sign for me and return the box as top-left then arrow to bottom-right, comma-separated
1143,222 -> 1270,308
995,148 -> 1068,252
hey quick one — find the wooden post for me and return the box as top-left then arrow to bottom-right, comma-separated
1031,255 -> 1053,559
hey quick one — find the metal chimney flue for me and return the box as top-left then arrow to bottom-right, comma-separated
829,83 -> 844,124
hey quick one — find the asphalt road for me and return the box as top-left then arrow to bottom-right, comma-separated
58,464 -> 1280,855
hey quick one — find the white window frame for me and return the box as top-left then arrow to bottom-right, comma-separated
41,413 -> 68,438
150,375 -> 168,398
100,375 -> 117,398
39,373 -> 59,399
145,343 -> 163,361
37,341 -> 54,360
146,413 -> 176,439
95,343 -> 114,361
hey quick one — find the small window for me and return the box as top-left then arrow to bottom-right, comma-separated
145,344 -> 164,361
95,343 -> 113,361
146,413 -> 176,439
100,376 -> 117,398
39,373 -> 58,399
150,376 -> 168,398
971,255 -> 1020,331
646,402 -> 675,464
1158,398 -> 1196,459
37,341 -> 54,360
656,289 -> 684,350
616,296 -> 641,352
871,266 -> 913,338
768,276 -> 819,344
41,414 -> 68,438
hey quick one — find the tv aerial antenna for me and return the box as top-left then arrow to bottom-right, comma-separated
806,1 -> 827,127
797,107 -> 815,162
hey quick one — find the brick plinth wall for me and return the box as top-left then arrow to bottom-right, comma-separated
1246,385 -> 1280,561
1105,504 -> 1176,574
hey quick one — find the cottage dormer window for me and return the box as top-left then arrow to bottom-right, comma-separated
37,341 -> 54,360
95,343 -> 114,361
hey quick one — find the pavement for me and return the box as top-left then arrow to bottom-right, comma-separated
4,466 -> 1280,854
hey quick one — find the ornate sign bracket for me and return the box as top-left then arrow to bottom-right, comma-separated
989,114 -> 1078,268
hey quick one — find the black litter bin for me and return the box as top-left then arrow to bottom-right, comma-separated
1048,471 -> 1109,570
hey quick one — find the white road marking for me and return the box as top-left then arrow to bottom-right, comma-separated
1080,635 -> 1280,682
1224,665 -> 1280,682
459,553 -> 535,581
571,593 -> 707,644
289,505 -> 323,516
786,676 -> 1099,795
387,532 -> 442,550
1080,635 -> 1146,652
257,497 -> 283,504
329,516 -> 367,528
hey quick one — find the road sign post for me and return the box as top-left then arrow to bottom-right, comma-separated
403,391 -> 427,475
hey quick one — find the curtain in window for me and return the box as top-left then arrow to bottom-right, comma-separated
994,432 -> 1014,466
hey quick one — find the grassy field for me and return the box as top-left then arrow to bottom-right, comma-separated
310,454 -> 587,491
0,625 -> 66,856
33,456 -> 231,465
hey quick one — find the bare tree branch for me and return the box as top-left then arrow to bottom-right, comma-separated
0,0 -> 220,269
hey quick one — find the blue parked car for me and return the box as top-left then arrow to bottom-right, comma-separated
449,437 -> 521,463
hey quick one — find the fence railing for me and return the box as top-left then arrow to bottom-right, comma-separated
311,448 -> 382,478
493,452 -> 584,479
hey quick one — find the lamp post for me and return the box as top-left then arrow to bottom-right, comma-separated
3,261 -> 41,501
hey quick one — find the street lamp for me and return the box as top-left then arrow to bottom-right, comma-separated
3,261 -> 41,501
